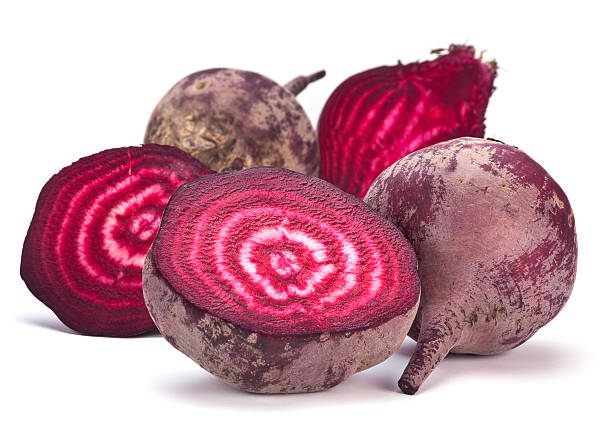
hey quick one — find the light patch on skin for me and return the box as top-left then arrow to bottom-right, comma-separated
148,69 -> 318,175
552,191 -> 565,209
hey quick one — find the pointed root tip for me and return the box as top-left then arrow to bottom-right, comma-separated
309,70 -> 326,82
398,377 -> 419,395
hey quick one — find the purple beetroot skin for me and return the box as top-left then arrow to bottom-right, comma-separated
364,137 -> 577,394
145,68 -> 324,175
143,167 -> 420,393
20,145 -> 214,336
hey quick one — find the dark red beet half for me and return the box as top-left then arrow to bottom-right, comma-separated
318,44 -> 497,198
21,145 -> 214,337
145,68 -> 324,175
143,167 -> 420,393
364,138 -> 578,394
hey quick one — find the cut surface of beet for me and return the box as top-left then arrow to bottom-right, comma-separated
144,167 -> 420,392
318,44 -> 497,198
151,167 -> 419,336
21,144 -> 214,336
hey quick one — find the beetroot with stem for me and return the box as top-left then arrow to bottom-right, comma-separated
319,44 -> 497,198
21,145 -> 214,337
145,68 -> 324,175
364,137 -> 577,394
143,167 -> 420,393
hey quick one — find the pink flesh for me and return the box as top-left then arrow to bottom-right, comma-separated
21,145 -> 214,336
152,167 -> 419,335
318,44 -> 496,198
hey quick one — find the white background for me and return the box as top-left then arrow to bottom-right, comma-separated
1,1 -> 609,426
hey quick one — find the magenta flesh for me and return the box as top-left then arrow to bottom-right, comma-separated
20,145 -> 214,336
143,167 -> 420,392
364,137 -> 577,394
145,68 -> 323,175
319,44 -> 497,198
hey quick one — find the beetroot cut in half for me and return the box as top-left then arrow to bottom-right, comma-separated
21,145 -> 214,337
318,44 -> 497,198
143,167 -> 420,393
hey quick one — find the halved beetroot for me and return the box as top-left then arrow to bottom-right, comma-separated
318,44 -> 497,198
21,145 -> 214,337
143,167 -> 420,393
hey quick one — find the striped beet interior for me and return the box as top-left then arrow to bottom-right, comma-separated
151,167 -> 419,335
318,44 -> 497,198
21,144 -> 214,336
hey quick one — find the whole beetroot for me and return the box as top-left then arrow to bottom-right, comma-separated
364,137 -> 577,394
145,68 -> 324,175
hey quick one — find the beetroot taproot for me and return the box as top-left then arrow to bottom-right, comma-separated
319,44 -> 497,198
143,167 -> 420,393
20,145 -> 214,336
145,68 -> 324,175
364,137 -> 577,394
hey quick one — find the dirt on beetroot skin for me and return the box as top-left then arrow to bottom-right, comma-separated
145,68 -> 324,175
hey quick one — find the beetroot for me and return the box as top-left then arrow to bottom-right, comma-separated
144,68 -> 324,175
364,137 -> 577,394
142,167 -> 420,393
319,44 -> 497,198
21,145 -> 214,337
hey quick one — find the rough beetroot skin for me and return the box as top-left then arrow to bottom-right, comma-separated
364,137 -> 577,394
21,145 -> 214,337
145,68 -> 324,175
143,167 -> 420,393
319,44 -> 497,198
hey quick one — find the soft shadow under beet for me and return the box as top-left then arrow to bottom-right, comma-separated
154,363 -> 403,410
19,314 -> 79,335
153,336 -> 583,405
18,313 -> 161,339
395,338 -> 585,394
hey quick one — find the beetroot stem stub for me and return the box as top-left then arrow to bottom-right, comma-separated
151,167 -> 419,336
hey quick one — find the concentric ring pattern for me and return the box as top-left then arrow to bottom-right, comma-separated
318,45 -> 496,199
21,145 -> 213,336
153,167 -> 419,335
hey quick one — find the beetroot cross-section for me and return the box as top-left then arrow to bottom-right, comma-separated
144,167 -> 420,392
318,44 -> 497,198
151,167 -> 419,336
21,144 -> 214,336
